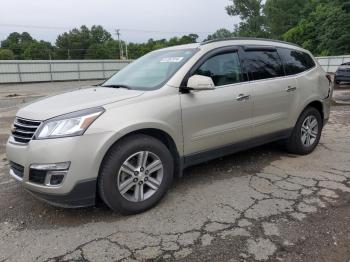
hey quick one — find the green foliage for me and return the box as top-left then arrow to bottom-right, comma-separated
23,40 -> 54,59
264,0 -> 308,39
205,29 -> 234,41
0,27 -> 198,60
54,26 -> 198,60
0,49 -> 15,60
125,34 -> 199,59
226,0 -> 268,37
225,0 -> 350,55
283,1 -> 350,55
85,41 -> 120,59
1,32 -> 33,59
1,6 -> 349,61
55,25 -> 113,59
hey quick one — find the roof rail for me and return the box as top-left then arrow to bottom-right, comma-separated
200,37 -> 301,48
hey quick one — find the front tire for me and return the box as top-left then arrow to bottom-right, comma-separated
98,134 -> 174,214
286,107 -> 323,155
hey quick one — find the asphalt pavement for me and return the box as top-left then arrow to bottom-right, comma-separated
0,81 -> 349,262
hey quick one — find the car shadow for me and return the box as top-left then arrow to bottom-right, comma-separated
1,141 -> 290,230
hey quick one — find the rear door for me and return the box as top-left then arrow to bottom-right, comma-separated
278,48 -> 318,126
242,47 -> 297,137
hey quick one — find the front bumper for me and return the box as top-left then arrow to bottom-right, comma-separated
26,179 -> 97,208
6,131 -> 113,207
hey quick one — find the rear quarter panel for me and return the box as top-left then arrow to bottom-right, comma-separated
293,65 -> 331,126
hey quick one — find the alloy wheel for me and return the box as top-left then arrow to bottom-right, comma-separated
117,151 -> 163,202
300,115 -> 319,147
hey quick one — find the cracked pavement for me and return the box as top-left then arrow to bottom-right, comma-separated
0,82 -> 350,261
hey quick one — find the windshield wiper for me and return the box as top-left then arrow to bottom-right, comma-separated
102,84 -> 131,89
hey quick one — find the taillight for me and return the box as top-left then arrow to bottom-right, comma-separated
326,74 -> 332,85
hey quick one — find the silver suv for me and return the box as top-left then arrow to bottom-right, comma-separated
6,38 -> 333,214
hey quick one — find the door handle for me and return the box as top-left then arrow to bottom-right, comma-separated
286,86 -> 297,92
236,94 -> 251,101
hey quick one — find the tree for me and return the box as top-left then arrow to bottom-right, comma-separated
226,0 -> 268,37
264,0 -> 308,39
85,43 -> 109,59
90,25 -> 113,44
167,34 -> 198,46
1,32 -> 34,59
104,40 -> 121,59
125,34 -> 198,59
0,49 -> 15,59
23,40 -> 54,59
85,41 -> 118,59
283,1 -> 350,56
55,25 -> 113,59
178,34 -> 199,44
205,29 -> 234,41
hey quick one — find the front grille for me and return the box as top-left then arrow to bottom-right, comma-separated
10,161 -> 24,178
11,117 -> 42,144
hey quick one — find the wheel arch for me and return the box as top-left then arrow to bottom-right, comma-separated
98,128 -> 183,183
303,100 -> 324,124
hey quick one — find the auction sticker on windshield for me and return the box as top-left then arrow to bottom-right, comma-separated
160,57 -> 184,63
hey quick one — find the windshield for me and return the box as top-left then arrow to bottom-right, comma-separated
102,49 -> 197,90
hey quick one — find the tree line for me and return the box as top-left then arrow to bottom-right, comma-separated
0,26 -> 199,60
212,0 -> 350,56
0,0 -> 349,60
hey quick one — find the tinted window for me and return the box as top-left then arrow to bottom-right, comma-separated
194,52 -> 243,86
244,50 -> 284,80
278,48 -> 316,76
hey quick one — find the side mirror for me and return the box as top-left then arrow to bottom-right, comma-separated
187,75 -> 215,91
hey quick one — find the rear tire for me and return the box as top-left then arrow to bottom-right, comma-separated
98,134 -> 174,214
286,107 -> 322,155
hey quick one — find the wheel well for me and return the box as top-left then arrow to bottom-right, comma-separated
306,101 -> 324,122
108,128 -> 182,178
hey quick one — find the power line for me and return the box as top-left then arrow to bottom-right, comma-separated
118,28 -> 212,34
0,23 -> 214,35
0,24 -> 71,30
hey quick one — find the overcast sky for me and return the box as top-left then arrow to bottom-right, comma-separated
0,0 -> 238,44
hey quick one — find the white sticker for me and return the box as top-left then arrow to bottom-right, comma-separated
160,57 -> 184,63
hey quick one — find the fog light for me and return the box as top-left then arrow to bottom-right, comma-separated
29,162 -> 70,186
48,171 -> 66,186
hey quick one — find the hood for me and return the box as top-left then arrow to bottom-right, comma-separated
17,87 -> 144,120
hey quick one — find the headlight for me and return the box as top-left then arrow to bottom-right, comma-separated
35,107 -> 105,139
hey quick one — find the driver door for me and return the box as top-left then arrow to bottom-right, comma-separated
180,48 -> 253,159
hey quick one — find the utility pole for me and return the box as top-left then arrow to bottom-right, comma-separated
115,29 -> 124,59
125,42 -> 128,60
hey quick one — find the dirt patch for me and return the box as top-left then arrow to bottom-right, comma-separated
277,194 -> 350,262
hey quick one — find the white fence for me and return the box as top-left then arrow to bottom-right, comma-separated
0,60 -> 132,84
0,55 -> 349,84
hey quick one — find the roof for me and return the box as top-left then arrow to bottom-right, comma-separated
201,37 -> 300,48
156,37 -> 305,54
